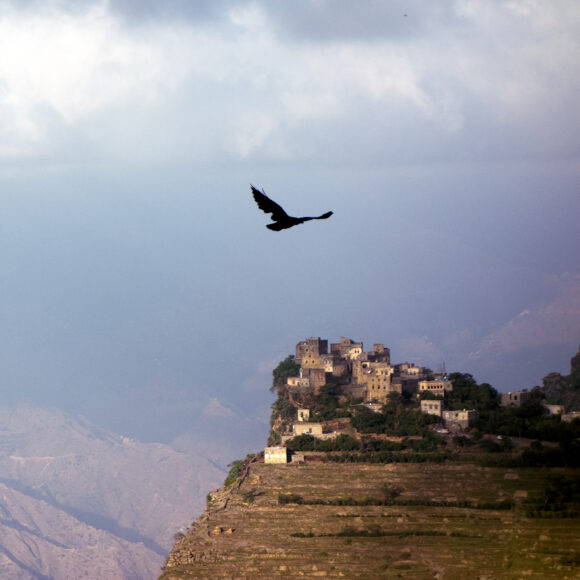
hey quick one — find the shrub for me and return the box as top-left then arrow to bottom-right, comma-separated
278,493 -> 304,505
242,489 -> 259,504
453,435 -> 474,447
285,433 -> 360,452
479,438 -> 503,453
224,459 -> 244,486
271,355 -> 300,392
379,482 -> 402,501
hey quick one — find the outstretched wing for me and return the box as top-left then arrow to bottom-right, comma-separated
251,185 -> 289,221
316,211 -> 333,220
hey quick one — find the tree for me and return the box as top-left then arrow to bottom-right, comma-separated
446,373 -> 499,411
271,355 -> 300,393
419,391 -> 443,401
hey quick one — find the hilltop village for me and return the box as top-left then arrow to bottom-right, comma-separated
265,336 -> 580,463
162,339 -> 580,579
291,336 -> 475,422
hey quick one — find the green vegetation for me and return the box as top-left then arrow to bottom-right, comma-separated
270,396 -> 295,424
327,451 -> 450,464
285,433 -> 360,452
444,373 -> 580,451
278,493 -> 514,510
524,475 -> 580,517
453,435 -> 474,447
308,384 -> 352,421
351,401 -> 439,436
278,493 -> 304,505
241,489 -> 260,504
224,459 -> 244,486
270,355 -> 300,393
445,372 -> 499,411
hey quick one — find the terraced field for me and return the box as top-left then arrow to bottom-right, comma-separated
160,457 -> 580,579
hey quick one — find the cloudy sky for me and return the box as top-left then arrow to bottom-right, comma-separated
0,0 -> 579,458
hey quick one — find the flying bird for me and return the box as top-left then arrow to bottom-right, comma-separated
251,185 -> 333,231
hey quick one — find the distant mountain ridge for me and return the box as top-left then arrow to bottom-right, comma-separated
0,405 -> 225,580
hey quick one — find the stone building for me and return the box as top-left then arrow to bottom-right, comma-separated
442,409 -> 478,429
396,363 -> 427,378
264,446 -> 288,464
290,418 -> 349,441
294,337 -> 348,382
500,390 -> 530,407
367,344 -> 391,363
542,403 -> 564,415
418,378 -> 453,396
293,422 -> 324,437
421,399 -> 443,417
296,337 -> 329,368
287,375 -> 310,388
330,337 -> 363,360
306,368 -> 327,391
297,408 -> 310,422
292,336 -> 398,403
562,411 -> 580,423
287,367 -> 326,392
392,363 -> 431,395
353,360 -> 397,403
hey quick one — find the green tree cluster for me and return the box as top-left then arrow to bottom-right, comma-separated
271,355 -> 300,393
445,373 -> 499,411
351,402 -> 438,436
285,433 -> 360,452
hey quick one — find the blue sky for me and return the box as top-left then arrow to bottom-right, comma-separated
0,0 -> 579,458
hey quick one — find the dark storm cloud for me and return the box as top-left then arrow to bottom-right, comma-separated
109,0 -> 233,24
3,0 -> 234,23
258,0 -> 456,42
18,0 -> 453,38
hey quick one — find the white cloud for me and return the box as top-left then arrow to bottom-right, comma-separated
226,111 -> 279,158
0,1 -> 192,157
0,0 -> 578,165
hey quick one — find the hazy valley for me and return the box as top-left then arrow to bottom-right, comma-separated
0,406 -> 225,579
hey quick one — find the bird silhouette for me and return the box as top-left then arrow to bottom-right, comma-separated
251,185 -> 333,231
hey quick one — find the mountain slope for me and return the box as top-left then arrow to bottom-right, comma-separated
0,405 -> 225,579
0,481 -> 159,580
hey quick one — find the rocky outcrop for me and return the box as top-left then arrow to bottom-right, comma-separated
571,347 -> 580,375
541,347 -> 580,411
